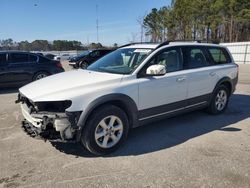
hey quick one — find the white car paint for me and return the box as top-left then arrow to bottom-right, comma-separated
19,42 -> 238,120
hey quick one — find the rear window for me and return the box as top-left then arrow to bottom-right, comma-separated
208,47 -> 230,64
0,53 -> 7,63
10,53 -> 29,63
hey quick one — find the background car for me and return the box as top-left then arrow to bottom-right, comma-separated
36,52 -> 44,56
53,55 -> 61,61
68,50 -> 89,63
0,51 -> 64,87
69,49 -> 114,69
44,53 -> 56,60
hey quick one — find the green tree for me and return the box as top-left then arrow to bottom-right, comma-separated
18,41 -> 31,51
143,8 -> 163,42
143,0 -> 250,42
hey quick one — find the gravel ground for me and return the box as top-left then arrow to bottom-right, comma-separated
0,62 -> 249,188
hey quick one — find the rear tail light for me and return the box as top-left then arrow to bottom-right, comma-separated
56,62 -> 63,69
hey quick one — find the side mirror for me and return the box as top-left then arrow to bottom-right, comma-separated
146,65 -> 166,76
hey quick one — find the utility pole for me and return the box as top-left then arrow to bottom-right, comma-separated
96,4 -> 99,43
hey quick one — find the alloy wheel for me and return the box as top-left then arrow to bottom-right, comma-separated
94,115 -> 123,148
35,73 -> 47,80
215,90 -> 227,111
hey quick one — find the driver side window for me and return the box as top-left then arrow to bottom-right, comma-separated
146,48 -> 183,73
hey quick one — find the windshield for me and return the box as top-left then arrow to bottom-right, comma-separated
87,48 -> 152,74
76,51 -> 90,58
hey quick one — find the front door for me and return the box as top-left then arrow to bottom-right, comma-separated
138,47 -> 188,120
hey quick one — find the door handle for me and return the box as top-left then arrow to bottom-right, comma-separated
209,72 -> 216,76
176,77 -> 186,82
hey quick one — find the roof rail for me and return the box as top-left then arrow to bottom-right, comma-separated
118,40 -> 219,50
156,40 -> 203,49
118,42 -> 159,48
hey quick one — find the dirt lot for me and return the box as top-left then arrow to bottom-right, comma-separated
0,62 -> 250,188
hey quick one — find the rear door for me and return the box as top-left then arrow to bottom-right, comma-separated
182,46 -> 219,105
8,52 -> 37,83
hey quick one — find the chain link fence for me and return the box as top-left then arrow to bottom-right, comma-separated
221,42 -> 250,64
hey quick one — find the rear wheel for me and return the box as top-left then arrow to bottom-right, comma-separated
81,105 -> 129,155
207,85 -> 229,114
33,71 -> 49,81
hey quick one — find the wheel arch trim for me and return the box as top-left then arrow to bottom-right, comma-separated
210,77 -> 234,104
77,93 -> 139,131
215,77 -> 233,94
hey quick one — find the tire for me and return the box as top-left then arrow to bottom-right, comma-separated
81,105 -> 129,155
207,85 -> 229,114
79,61 -> 88,69
33,71 -> 49,81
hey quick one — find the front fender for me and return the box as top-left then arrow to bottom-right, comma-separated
77,93 -> 139,130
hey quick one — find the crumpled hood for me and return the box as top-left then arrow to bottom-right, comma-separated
19,69 -> 123,101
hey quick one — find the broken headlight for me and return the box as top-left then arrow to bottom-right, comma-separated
34,100 -> 72,113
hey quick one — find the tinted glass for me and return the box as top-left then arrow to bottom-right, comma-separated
77,51 -> 89,58
39,56 -> 50,63
10,53 -> 29,63
0,53 -> 7,63
184,47 -> 210,68
101,50 -> 111,55
146,48 -> 183,73
29,54 -> 38,62
90,51 -> 100,57
208,48 -> 229,64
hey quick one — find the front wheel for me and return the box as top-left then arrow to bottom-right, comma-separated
81,105 -> 129,155
79,61 -> 88,69
207,85 -> 229,114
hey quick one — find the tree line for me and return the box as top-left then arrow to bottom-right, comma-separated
143,0 -> 250,43
0,39 -> 104,51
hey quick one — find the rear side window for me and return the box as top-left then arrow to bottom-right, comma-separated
208,47 -> 230,64
183,47 -> 210,69
29,54 -> 38,62
10,53 -> 29,63
38,56 -> 50,63
0,53 -> 7,63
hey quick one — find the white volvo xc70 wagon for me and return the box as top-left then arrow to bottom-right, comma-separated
17,41 -> 238,155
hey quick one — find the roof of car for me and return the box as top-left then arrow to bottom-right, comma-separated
121,42 -> 222,50
0,50 -> 31,53
122,44 -> 159,49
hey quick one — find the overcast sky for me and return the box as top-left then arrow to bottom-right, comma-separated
0,0 -> 171,45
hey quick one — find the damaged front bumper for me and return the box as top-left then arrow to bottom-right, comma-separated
17,94 -> 81,142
